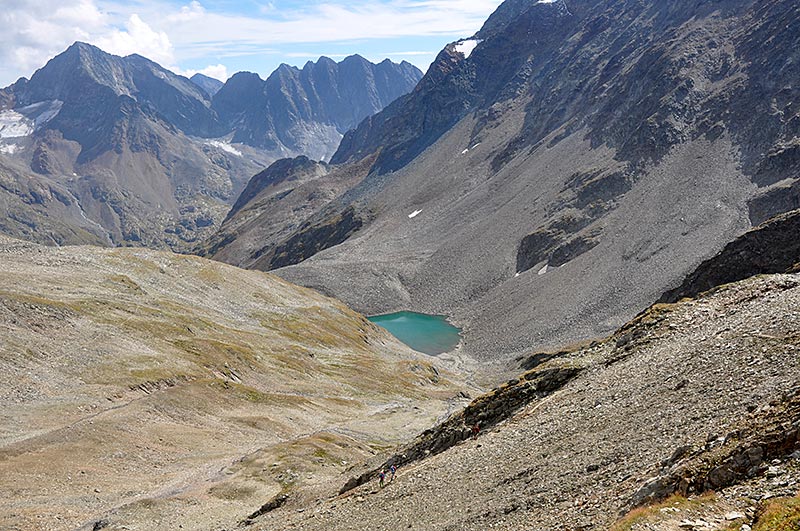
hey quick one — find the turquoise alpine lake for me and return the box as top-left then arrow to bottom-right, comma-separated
367,311 -> 462,355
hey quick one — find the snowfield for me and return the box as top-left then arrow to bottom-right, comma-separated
0,100 -> 64,139
206,140 -> 243,157
0,111 -> 34,138
0,143 -> 19,155
454,39 -> 481,59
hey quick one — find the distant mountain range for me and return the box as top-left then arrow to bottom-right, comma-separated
0,43 -> 421,249
190,73 -> 224,97
208,0 -> 800,359
213,56 -> 423,161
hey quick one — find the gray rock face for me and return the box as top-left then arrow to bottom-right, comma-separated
230,0 -> 800,359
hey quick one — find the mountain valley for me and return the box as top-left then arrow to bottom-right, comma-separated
210,0 -> 800,362
0,236 -> 470,531
1,0 -> 800,529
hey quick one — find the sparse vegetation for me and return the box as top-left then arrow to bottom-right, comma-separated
753,496 -> 800,531
610,494 -> 718,531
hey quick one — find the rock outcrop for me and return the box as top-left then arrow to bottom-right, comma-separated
659,209 -> 800,303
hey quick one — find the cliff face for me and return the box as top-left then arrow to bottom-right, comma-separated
229,0 -> 800,359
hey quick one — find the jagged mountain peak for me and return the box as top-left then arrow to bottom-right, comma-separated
478,0 -> 571,38
212,55 -> 422,158
189,73 -> 224,97
62,40 -> 107,58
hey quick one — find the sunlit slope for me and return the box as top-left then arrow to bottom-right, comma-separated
0,236 -> 465,531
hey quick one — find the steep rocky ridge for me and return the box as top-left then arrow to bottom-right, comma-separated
212,56 -> 422,162
228,0 -> 800,359
0,44 -> 420,250
660,208 -> 800,303
252,271 -> 800,530
0,236 -> 471,531
198,154 -> 378,269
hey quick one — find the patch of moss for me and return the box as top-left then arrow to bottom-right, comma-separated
172,337 -> 258,369
196,265 -> 224,285
102,274 -> 144,294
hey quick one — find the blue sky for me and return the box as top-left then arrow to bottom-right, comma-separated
0,0 -> 503,86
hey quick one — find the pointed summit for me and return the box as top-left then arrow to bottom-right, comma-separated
189,73 -> 224,97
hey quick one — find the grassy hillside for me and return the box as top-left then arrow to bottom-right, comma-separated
0,237 -> 469,531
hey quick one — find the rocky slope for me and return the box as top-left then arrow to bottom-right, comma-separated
198,154 -> 379,269
250,270 -> 800,530
0,44 -> 420,250
659,208 -> 800,303
0,236 -> 471,531
215,0 -> 800,360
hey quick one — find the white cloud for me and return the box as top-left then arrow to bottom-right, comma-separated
0,0 -> 108,82
94,14 -> 174,66
149,0 -> 501,60
174,63 -> 229,82
0,1 -> 174,86
170,1 -> 205,22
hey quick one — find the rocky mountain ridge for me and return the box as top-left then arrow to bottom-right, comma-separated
190,73 -> 224,97
0,43 -> 421,250
214,55 -> 422,161
213,0 -> 800,361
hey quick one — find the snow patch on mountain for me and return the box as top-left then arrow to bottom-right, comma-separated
205,140 -> 243,157
0,100 -> 64,139
454,39 -> 481,59
0,143 -> 19,155
19,100 -> 64,128
0,111 -> 34,138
